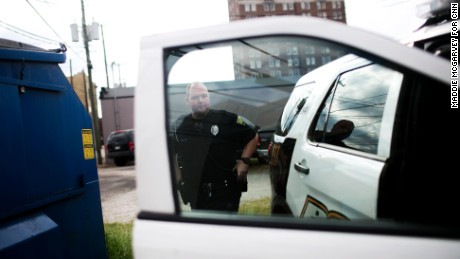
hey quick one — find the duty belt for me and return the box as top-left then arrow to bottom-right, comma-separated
200,180 -> 231,198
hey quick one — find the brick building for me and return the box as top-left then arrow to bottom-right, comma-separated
228,0 -> 347,79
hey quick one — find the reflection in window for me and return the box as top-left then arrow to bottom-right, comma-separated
293,58 -> 299,67
304,46 -> 315,54
313,63 -> 403,155
306,56 -> 316,66
164,35 -> 351,215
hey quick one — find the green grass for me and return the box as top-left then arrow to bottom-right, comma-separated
103,197 -> 270,259
239,197 -> 271,216
104,222 -> 134,259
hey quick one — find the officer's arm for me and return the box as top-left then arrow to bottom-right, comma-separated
174,154 -> 183,182
235,133 -> 258,181
241,133 -> 258,159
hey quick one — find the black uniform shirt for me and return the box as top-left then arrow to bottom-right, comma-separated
173,109 -> 257,188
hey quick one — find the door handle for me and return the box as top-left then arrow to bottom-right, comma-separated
294,161 -> 309,175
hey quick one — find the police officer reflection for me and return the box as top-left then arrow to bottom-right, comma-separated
315,119 -> 355,148
172,82 -> 259,212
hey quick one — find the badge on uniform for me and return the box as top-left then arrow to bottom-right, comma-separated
211,125 -> 219,136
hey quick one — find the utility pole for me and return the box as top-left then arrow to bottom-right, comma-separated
111,62 -> 121,130
80,0 -> 102,165
101,25 -> 110,89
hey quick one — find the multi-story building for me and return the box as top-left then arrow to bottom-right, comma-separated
228,0 -> 347,79
228,0 -> 346,22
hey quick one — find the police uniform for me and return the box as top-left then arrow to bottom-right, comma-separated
173,109 -> 257,211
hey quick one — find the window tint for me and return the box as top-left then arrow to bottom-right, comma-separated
312,63 -> 403,155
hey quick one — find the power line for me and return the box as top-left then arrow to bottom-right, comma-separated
0,19 -> 86,62
0,20 -> 59,45
25,0 -> 65,43
1,1 -> 89,62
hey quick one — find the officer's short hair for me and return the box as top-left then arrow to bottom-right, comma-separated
186,82 -> 207,100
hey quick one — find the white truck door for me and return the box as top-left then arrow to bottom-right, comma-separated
133,16 -> 456,259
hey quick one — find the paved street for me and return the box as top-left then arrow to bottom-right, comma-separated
98,163 -> 137,223
98,162 -> 271,223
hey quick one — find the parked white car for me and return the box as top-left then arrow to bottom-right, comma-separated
133,15 -> 459,259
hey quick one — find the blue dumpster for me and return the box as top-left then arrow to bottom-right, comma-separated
0,39 -> 107,258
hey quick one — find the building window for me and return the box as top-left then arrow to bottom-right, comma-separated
292,46 -> 298,55
305,46 -> 315,54
306,56 -> 316,66
269,59 -> 274,68
286,47 -> 292,56
263,3 -> 275,11
317,1 -> 326,10
293,58 -> 299,67
250,60 -> 255,69
320,46 -> 330,54
283,3 -> 295,11
275,59 -> 280,67
248,49 -> 255,57
273,48 -> 280,56
321,56 -> 331,64
256,60 -> 262,68
288,58 -> 293,67
245,3 -> 257,12
301,1 -> 310,10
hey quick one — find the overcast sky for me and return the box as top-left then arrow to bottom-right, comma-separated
1,0 -> 426,88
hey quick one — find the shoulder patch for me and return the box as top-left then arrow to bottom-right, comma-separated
236,116 -> 246,126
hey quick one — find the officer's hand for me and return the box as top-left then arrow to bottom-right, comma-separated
234,160 -> 249,181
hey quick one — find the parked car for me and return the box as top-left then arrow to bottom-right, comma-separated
133,14 -> 459,259
105,129 -> 135,166
269,0 -> 455,216
255,127 -> 274,164
268,73 -> 316,214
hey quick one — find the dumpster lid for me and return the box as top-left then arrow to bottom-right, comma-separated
0,38 -> 67,63
0,38 -> 66,53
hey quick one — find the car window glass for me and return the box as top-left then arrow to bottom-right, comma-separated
108,132 -> 128,142
278,82 -> 314,136
313,63 -> 403,155
163,35 -> 455,237
166,36 -> 350,215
